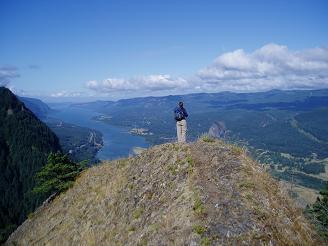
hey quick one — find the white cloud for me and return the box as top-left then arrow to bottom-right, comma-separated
0,65 -> 20,86
50,90 -> 83,97
197,43 -> 328,92
86,74 -> 189,93
85,44 -> 328,95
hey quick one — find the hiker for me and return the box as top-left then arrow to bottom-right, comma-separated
174,101 -> 188,143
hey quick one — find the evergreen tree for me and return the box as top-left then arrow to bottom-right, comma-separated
306,183 -> 328,242
33,153 -> 86,198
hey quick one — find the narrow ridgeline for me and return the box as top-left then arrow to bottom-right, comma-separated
6,139 -> 321,245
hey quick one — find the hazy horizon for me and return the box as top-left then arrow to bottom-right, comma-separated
5,87 -> 326,104
1,0 -> 328,101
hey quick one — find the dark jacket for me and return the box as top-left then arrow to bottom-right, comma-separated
174,106 -> 188,121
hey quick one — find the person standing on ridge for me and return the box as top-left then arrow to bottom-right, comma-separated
174,101 -> 188,143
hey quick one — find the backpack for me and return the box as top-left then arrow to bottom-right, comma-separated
175,109 -> 184,121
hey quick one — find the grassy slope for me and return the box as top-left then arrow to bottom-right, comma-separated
6,139 -> 322,245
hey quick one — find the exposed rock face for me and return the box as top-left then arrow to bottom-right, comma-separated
208,121 -> 226,139
6,108 -> 13,115
6,140 -> 321,245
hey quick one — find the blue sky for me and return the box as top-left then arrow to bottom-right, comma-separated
1,0 -> 328,101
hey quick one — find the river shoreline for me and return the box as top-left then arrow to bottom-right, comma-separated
47,105 -> 150,161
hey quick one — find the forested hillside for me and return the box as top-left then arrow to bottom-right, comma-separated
19,96 -> 53,119
0,87 -> 61,242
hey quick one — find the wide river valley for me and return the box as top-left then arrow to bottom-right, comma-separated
48,104 -> 149,160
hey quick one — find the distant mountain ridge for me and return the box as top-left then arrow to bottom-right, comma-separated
0,87 -> 61,242
19,96 -> 53,119
72,89 -> 328,111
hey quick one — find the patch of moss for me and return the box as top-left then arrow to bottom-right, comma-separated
167,181 -> 175,189
133,207 -> 144,219
201,135 -> 215,143
193,224 -> 207,235
187,155 -> 194,174
186,155 -> 193,165
27,212 -> 34,219
127,183 -> 135,190
239,181 -> 255,189
193,195 -> 205,216
128,226 -> 135,232
139,236 -> 148,246
168,165 -> 177,175
148,223 -> 160,232
200,236 -> 211,246
118,159 -> 128,168
244,192 -> 253,200
231,145 -> 243,155
253,207 -> 268,220
145,191 -> 154,200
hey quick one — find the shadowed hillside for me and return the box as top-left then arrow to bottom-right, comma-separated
19,96 -> 53,119
0,87 -> 61,242
6,139 -> 322,245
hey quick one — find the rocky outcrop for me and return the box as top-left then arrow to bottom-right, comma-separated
208,121 -> 227,139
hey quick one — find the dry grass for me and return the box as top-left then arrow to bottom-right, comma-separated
199,134 -> 216,143
6,140 -> 322,245
237,156 -> 320,244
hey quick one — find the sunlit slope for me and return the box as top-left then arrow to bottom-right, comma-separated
6,139 -> 321,245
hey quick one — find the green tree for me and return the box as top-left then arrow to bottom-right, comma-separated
32,153 -> 86,198
306,183 -> 328,242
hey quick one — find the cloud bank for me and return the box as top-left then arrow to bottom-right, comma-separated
86,44 -> 328,95
198,43 -> 328,92
86,74 -> 188,93
0,66 -> 20,86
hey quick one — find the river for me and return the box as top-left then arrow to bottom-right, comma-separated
48,104 -> 149,160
